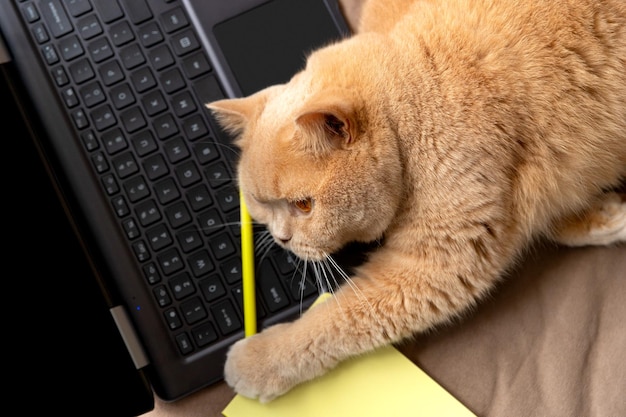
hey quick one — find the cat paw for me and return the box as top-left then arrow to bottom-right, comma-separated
554,192 -> 626,247
224,323 -> 303,402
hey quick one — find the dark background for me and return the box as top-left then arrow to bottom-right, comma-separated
2,69 -> 154,416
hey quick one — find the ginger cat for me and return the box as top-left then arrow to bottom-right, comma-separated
208,0 -> 626,402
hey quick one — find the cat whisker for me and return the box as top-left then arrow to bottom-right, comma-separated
324,254 -> 377,320
255,231 -> 276,265
196,221 -> 243,234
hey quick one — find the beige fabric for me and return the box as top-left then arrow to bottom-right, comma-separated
142,2 -> 626,416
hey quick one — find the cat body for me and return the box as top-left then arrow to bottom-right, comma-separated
208,0 -> 626,402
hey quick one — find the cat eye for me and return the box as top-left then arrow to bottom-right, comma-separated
292,198 -> 313,213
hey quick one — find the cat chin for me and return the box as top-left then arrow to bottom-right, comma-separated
287,244 -> 333,262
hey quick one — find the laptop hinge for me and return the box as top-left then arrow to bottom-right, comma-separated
0,32 -> 12,64
110,306 -> 150,369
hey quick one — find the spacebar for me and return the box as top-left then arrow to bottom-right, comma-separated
192,75 -> 226,106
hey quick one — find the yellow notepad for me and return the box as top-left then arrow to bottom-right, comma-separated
222,297 -> 476,417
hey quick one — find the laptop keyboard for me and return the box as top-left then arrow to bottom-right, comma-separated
16,0 -> 319,356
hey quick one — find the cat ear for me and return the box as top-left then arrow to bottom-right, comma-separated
206,89 -> 269,140
295,102 -> 356,155
206,97 -> 254,136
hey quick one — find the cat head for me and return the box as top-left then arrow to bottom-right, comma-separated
208,41 -> 404,261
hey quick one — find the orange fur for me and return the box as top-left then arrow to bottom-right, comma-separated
207,0 -> 626,402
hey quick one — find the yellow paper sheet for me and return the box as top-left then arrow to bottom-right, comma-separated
222,342 -> 476,417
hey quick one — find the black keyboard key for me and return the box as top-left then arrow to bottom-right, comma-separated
175,160 -> 201,187
204,161 -> 230,189
101,173 -> 119,195
143,153 -> 169,180
99,60 -> 124,86
119,0 -> 152,25
163,136 -> 190,163
131,66 -> 157,92
21,3 -> 40,23
63,0 -> 92,17
146,223 -> 173,252
259,262 -> 290,312
131,130 -> 157,156
51,66 -> 69,86
60,86 -> 78,107
90,104 -> 116,131
164,308 -> 182,330
59,35 -> 84,60
192,75 -> 225,106
92,0 -> 123,23
153,113 -> 178,139
180,296 -> 207,325
40,0 -> 73,38
31,23 -> 50,44
87,37 -> 113,63
169,272 -> 196,300
79,81 -> 106,108
199,275 -> 226,302
80,129 -> 99,151
71,107 -> 89,129
177,227 -> 203,253
143,262 -> 161,285
221,257 -> 242,285
110,20 -> 135,46
164,201 -> 192,229
210,299 -> 241,335
183,115 -> 210,141
142,90 -> 168,116
186,184 -> 212,211
112,151 -> 139,178
148,44 -> 175,70
171,29 -> 200,56
160,7 -> 189,33
135,198 -> 161,226
133,239 -> 151,262
175,332 -> 193,355
153,285 -> 172,307
171,90 -> 197,117
124,175 -> 150,202
120,43 -> 146,69
287,276 -> 317,301
193,141 -> 220,164
42,44 -> 60,65
160,68 -> 185,94
154,177 -> 180,205
182,51 -> 211,79
192,323 -> 217,348
111,195 -> 130,217
120,106 -> 147,133
209,232 -> 236,260
69,58 -> 95,84
188,249 -> 215,277
158,247 -> 184,275
102,127 -> 127,154
198,208 -> 223,234
216,187 -> 239,212
110,83 -> 136,109
138,22 -> 164,47
123,217 -> 140,239
76,14 -> 102,40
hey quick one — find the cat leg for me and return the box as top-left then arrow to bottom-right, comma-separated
223,246 -> 501,402
550,191 -> 626,247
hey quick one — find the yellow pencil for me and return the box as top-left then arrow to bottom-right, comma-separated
239,189 -> 257,337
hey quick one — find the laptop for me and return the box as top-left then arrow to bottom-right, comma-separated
0,0 -> 352,413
